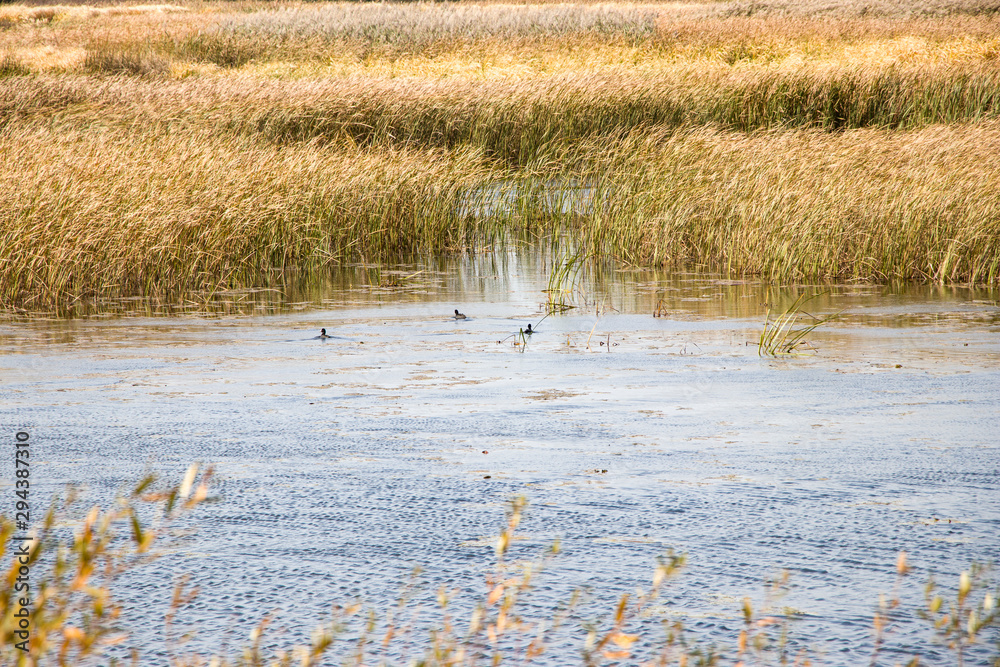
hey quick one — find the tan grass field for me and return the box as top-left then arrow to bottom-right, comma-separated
2,0 -> 1000,308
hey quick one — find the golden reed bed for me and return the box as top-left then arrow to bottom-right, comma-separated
2,0 -> 1000,309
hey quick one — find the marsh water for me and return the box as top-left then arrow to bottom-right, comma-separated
2,251 -> 999,665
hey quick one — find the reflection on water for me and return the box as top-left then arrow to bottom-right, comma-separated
7,249 -> 998,328
1,250 -> 999,665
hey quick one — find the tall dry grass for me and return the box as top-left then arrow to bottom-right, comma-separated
4,116 -> 999,308
4,3 -> 1000,74
0,123 -> 503,309
175,6 -> 1000,69
196,0 -> 1000,52
2,1 -> 1000,307
5,66 -> 1000,159
566,123 -> 1000,283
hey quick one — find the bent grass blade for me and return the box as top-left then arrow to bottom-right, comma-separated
758,292 -> 839,356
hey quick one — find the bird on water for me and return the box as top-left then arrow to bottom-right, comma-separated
524,324 -> 534,334
454,309 -> 467,320
317,328 -> 331,339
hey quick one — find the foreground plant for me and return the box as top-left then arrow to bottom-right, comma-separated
0,464 -> 214,666
544,251 -> 587,315
2,473 -> 997,666
919,563 -> 999,667
758,293 -> 838,356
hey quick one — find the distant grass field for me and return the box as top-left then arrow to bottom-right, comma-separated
2,0 -> 1000,309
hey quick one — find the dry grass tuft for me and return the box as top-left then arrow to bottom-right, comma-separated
84,41 -> 169,76
0,3 -> 188,24
571,123 -> 1000,283
0,123 -> 500,308
0,50 -> 29,76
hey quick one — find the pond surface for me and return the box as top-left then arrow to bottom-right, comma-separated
2,252 -> 999,665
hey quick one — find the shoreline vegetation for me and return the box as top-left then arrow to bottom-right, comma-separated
3,1 -> 1000,309
1,472 -> 997,666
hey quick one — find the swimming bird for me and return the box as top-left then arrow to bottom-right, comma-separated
524,324 -> 534,334
454,309 -> 467,320
317,328 -> 331,339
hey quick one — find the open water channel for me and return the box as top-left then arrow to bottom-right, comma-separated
2,251 -> 998,665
